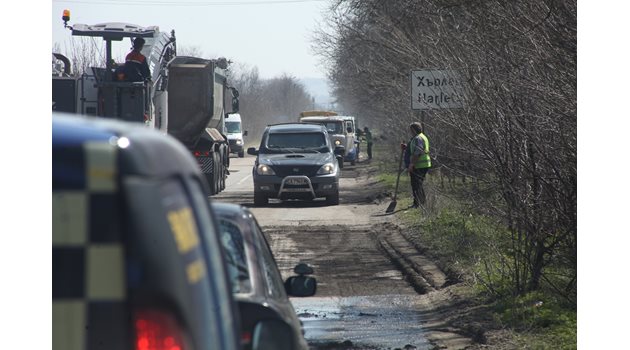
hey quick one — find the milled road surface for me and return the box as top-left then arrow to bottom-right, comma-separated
213,154 -> 472,349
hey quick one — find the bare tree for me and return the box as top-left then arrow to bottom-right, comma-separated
315,0 -> 576,302
177,45 -> 205,58
229,64 -> 314,144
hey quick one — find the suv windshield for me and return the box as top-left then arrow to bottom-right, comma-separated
265,132 -> 328,153
225,121 -> 241,134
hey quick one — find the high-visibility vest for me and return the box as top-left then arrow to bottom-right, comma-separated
410,133 -> 431,169
364,131 -> 373,143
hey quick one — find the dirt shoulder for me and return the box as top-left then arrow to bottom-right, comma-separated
337,158 -> 505,350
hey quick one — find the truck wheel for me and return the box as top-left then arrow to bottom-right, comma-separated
219,167 -> 224,192
213,152 -> 221,194
206,173 -> 217,195
326,190 -> 339,206
238,151 -> 244,158
254,191 -> 268,206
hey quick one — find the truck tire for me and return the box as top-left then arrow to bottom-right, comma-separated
206,172 -> 217,195
220,163 -> 226,191
254,191 -> 268,206
326,190 -> 339,206
213,152 -> 221,194
238,151 -> 244,158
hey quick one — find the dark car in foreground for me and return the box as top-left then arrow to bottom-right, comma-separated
53,114 -> 240,350
211,202 -> 317,350
247,123 -> 342,206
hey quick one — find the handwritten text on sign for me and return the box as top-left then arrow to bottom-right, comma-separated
411,70 -> 466,110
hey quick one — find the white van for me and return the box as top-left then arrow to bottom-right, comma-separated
225,113 -> 247,157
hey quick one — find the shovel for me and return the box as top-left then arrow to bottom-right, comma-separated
386,147 -> 406,213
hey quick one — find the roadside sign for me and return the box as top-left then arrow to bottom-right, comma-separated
411,70 -> 466,110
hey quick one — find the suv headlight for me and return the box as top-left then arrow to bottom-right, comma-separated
256,164 -> 276,175
334,140 -> 341,146
317,163 -> 336,175
236,139 -> 243,145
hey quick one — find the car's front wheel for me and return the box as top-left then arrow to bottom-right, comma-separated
326,190 -> 339,206
254,191 -> 268,206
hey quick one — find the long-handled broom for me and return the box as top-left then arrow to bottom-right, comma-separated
386,147 -> 406,213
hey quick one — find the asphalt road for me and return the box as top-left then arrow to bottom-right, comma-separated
213,154 -> 466,349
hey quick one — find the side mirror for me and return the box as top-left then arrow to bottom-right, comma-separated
243,130 -> 248,137
247,147 -> 258,156
285,263 -> 316,297
232,97 -> 240,113
230,87 -> 240,113
252,320 -> 294,350
285,276 -> 317,297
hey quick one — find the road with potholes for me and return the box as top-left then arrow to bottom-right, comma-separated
213,154 -> 474,350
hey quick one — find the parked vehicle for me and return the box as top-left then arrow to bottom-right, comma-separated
298,113 -> 358,166
247,123 -> 343,206
211,202 -> 317,350
53,113 -> 240,350
225,113 -> 248,158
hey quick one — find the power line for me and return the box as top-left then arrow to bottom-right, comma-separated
53,0 -> 326,6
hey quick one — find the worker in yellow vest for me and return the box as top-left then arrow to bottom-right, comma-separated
407,122 -> 431,208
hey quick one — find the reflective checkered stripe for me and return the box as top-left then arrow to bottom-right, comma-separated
53,141 -> 128,350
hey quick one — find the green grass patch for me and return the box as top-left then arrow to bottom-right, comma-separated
410,206 -> 577,349
493,292 -> 577,349
370,154 -> 577,348
375,171 -> 410,191
367,140 -> 577,349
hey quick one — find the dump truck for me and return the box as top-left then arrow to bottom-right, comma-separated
166,56 -> 238,194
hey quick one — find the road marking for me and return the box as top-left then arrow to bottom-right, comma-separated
237,174 -> 252,185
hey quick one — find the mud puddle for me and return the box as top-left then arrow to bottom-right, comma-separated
292,295 -> 432,350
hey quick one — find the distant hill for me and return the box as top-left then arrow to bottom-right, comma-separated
300,77 -> 334,110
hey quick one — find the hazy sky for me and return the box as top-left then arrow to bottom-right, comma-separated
51,0 -> 330,79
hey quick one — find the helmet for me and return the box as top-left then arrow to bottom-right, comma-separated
133,37 -> 146,48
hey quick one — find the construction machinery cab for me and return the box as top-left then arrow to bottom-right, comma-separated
59,19 -> 176,128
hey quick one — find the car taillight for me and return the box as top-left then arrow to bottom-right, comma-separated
193,151 -> 210,157
240,331 -> 252,346
135,310 -> 186,350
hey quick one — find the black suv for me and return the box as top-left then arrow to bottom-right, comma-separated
247,123 -> 342,206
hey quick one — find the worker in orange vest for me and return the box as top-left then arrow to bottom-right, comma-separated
124,37 -> 151,82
